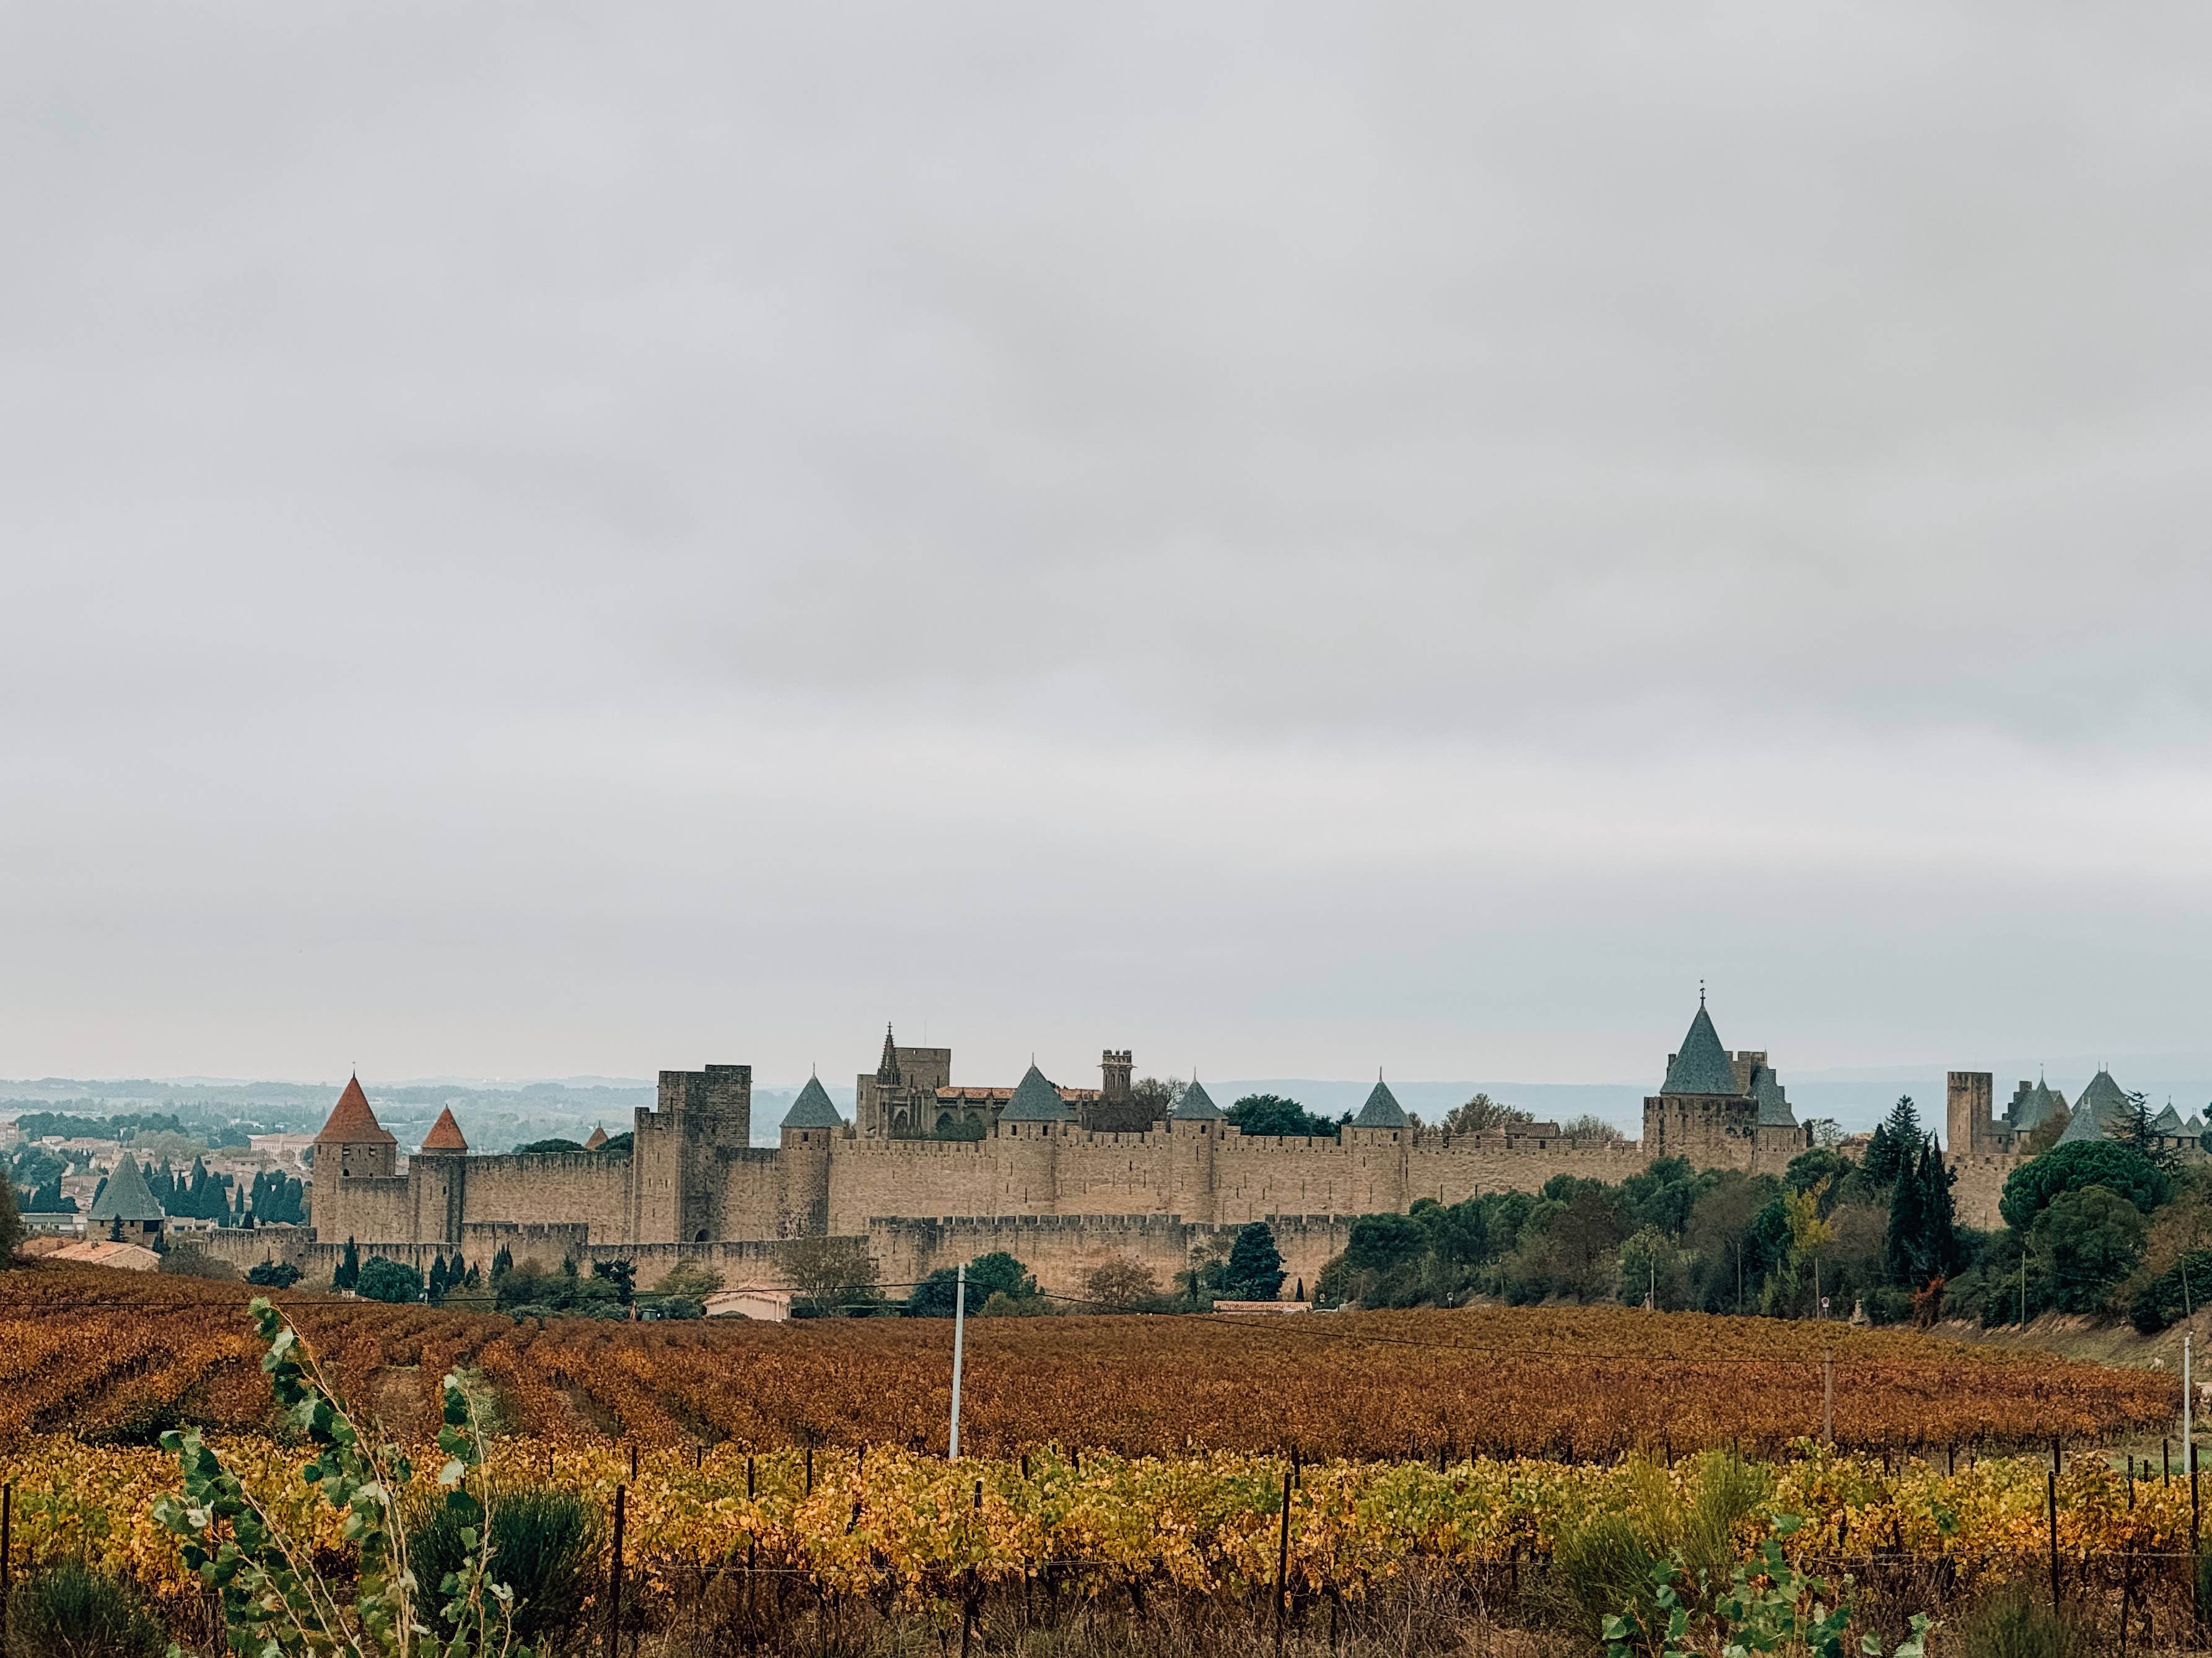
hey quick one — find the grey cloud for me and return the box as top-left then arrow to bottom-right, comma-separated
3,4 -> 2210,1084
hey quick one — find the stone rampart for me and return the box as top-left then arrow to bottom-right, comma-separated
457,1153 -> 632,1245
863,1211 -> 1353,1301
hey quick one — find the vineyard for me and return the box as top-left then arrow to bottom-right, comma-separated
0,1265 -> 2178,1457
2,1435 -> 2201,1607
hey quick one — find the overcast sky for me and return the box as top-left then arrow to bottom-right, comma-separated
4,4 -> 2211,1091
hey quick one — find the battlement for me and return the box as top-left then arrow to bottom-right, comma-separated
466,1151 -> 621,1176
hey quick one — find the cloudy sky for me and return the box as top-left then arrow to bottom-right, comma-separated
4,4 -> 2210,1091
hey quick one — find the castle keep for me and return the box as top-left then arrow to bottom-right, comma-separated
294,996 -> 1843,1293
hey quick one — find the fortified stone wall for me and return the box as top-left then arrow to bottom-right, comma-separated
715,1148 -> 785,1239
1946,1152 -> 2023,1231
458,1153 -> 632,1246
863,1213 -> 1355,1301
824,1138 -> 1003,1233
202,1227 -> 799,1287
317,1173 -> 412,1244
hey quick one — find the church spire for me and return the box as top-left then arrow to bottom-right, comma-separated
876,1024 -> 901,1085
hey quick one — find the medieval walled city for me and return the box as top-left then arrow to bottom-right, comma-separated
177,994 -> 2205,1300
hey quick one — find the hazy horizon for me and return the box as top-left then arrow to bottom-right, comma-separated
7,6 -> 2211,1085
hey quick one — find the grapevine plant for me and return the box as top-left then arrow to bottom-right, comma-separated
1604,1517 -> 1931,1658
153,1296 -> 532,1657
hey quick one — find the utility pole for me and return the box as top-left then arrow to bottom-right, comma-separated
2185,1332 -> 2193,1482
1822,1348 -> 1834,1446
949,1261 -> 968,1460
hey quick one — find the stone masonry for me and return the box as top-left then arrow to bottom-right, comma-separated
293,996 -> 1871,1298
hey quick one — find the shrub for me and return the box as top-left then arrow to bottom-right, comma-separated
1861,1285 -> 1913,1325
6,1558 -> 168,1658
2130,1248 -> 2212,1334
1549,1511 -> 1661,1646
1951,1587 -> 2080,1658
247,1258 -> 302,1288
407,1482 -> 601,1647
157,1244 -> 238,1280
354,1255 -> 422,1302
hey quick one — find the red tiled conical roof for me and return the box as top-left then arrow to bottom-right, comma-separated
584,1125 -> 608,1150
419,1106 -> 468,1153
315,1074 -> 396,1145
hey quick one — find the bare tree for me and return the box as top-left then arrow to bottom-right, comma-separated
1081,1255 -> 1159,1310
1560,1113 -> 1626,1146
1443,1093 -> 1535,1135
780,1234 -> 878,1317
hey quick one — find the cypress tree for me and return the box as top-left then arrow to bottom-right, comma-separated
1918,1137 -> 1964,1279
335,1237 -> 360,1291
1863,1097 -> 1923,1189
427,1252 -> 448,1305
1882,1146 -> 1926,1285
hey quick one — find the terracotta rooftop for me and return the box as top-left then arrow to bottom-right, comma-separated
315,1075 -> 396,1145
584,1125 -> 609,1150
419,1107 -> 468,1153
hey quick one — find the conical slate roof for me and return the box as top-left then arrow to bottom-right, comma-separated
1000,1063 -> 1073,1122
2057,1101 -> 2107,1145
2010,1077 -> 2062,1132
419,1107 -> 468,1153
315,1075 -> 396,1145
1169,1078 -> 1223,1122
1752,1065 -> 1797,1128
1661,1001 -> 1739,1096
2187,1114 -> 2206,1138
2074,1069 -> 2130,1132
781,1075 -> 846,1130
1352,1076 -> 1408,1129
2154,1104 -> 2185,1135
89,1153 -> 165,1223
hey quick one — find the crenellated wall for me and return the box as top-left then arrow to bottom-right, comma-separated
457,1153 -> 633,1246
863,1212 -> 1354,1301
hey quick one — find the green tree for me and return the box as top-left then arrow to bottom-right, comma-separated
334,1237 -> 360,1291
590,1259 -> 636,1306
1618,1225 -> 1689,1309
2115,1091 -> 2177,1171
1226,1094 -> 1339,1138
0,1173 -> 22,1267
1882,1146 -> 1926,1286
355,1256 -> 422,1303
1916,1137 -> 1965,1280
1619,1156 -> 1706,1236
2130,1249 -> 2212,1334
2000,1140 -> 2172,1229
1221,1221 -> 1287,1301
906,1250 -> 1036,1316
1344,1211 -> 1428,1274
1420,1195 -> 1492,1266
1782,1148 -> 1855,1213
1861,1097 -> 1923,1189
512,1138 -> 587,1155
2029,1185 -> 2148,1312
1682,1172 -> 1781,1314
